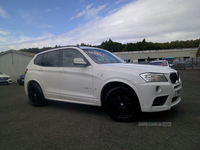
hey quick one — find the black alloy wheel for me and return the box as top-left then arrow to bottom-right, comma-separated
104,86 -> 140,122
28,83 -> 46,107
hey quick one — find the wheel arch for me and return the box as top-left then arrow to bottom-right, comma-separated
100,81 -> 141,108
27,79 -> 44,96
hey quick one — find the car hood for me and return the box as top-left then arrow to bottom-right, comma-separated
0,74 -> 10,77
101,63 -> 176,74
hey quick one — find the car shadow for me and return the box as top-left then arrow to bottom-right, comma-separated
0,83 -> 10,86
46,100 -> 180,123
137,107 -> 180,122
46,100 -> 107,118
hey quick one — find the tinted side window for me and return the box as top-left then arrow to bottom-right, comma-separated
34,53 -> 44,65
45,51 -> 60,67
62,49 -> 84,67
41,53 -> 47,66
34,51 -> 60,67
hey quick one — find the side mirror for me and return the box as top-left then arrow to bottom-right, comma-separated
74,58 -> 88,65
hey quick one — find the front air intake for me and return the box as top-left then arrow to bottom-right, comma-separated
152,95 -> 168,106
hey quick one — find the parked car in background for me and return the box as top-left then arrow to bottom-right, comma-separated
149,60 -> 170,67
185,59 -> 196,67
173,61 -> 186,70
17,74 -> 25,85
123,58 -> 129,63
0,72 -> 12,85
139,61 -> 149,64
24,46 -> 182,122
162,57 -> 174,68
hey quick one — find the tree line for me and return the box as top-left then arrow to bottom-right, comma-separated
19,38 -> 200,54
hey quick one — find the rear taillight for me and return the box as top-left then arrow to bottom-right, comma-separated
25,68 -> 28,75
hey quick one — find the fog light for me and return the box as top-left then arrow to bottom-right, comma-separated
155,86 -> 161,93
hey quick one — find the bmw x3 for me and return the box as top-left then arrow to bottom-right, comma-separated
24,46 -> 182,122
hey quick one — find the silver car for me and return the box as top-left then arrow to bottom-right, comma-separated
0,72 -> 12,85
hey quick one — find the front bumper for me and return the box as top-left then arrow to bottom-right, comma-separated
136,80 -> 182,112
0,78 -> 12,84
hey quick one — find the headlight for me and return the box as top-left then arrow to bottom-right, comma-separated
140,73 -> 168,82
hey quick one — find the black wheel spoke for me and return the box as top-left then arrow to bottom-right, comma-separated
118,92 -> 125,101
125,98 -> 136,105
113,105 -> 123,114
29,89 -> 37,103
28,83 -> 45,107
105,87 -> 140,121
109,97 -> 119,104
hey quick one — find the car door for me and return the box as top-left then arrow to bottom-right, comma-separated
59,48 -> 94,103
35,50 -> 61,100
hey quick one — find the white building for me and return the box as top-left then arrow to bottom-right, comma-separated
113,48 -> 198,63
0,50 -> 35,82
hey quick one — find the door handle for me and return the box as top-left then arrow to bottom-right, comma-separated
38,68 -> 43,71
60,70 -> 66,73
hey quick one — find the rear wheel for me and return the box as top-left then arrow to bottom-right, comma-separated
28,83 -> 46,107
104,86 -> 141,122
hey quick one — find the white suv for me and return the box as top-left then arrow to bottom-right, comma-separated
24,46 -> 182,122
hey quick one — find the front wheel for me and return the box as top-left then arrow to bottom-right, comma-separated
28,83 -> 46,107
104,86 -> 141,122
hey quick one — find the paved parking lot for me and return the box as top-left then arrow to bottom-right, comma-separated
0,69 -> 200,150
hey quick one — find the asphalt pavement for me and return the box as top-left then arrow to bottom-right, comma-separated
0,69 -> 199,150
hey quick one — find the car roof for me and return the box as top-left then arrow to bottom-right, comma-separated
34,46 -> 80,55
79,46 -> 104,50
35,46 -> 103,56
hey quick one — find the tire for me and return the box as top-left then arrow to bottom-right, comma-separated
104,86 -> 141,122
28,83 -> 46,107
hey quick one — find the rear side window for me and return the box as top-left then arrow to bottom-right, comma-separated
34,50 -> 60,67
34,53 -> 44,65
45,51 -> 60,66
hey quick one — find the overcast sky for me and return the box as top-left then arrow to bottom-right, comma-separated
0,0 -> 200,52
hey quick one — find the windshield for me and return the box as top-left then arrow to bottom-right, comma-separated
82,48 -> 124,64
